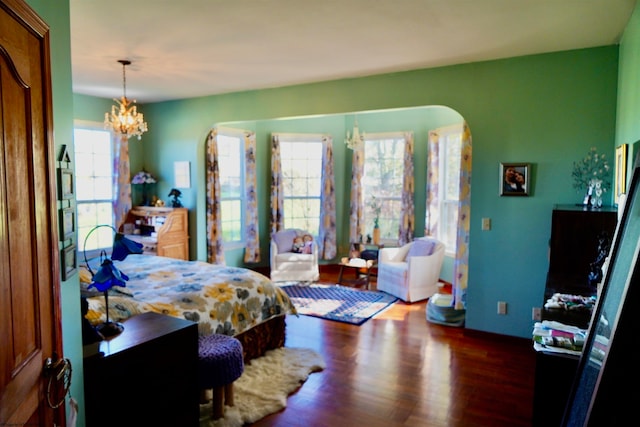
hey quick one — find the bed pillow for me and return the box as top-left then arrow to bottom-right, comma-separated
273,229 -> 298,253
406,239 -> 437,260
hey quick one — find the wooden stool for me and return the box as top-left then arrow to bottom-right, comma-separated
198,334 -> 244,420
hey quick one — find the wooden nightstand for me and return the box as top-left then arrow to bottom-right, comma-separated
83,312 -> 199,427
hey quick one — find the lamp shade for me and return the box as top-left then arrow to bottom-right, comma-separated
112,232 -> 144,261
89,257 -> 129,293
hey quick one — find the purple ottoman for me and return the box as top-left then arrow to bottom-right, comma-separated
198,334 -> 244,420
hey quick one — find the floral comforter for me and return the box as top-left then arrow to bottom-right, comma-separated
84,254 -> 297,337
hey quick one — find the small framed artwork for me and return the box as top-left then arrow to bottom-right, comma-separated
500,163 -> 530,196
57,167 -> 74,200
615,144 -> 628,205
61,244 -> 77,281
174,161 -> 191,188
59,207 -> 75,241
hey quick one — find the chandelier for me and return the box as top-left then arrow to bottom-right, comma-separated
345,118 -> 365,150
104,59 -> 148,140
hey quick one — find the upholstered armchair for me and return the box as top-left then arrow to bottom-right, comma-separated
376,237 -> 445,302
270,229 -> 319,282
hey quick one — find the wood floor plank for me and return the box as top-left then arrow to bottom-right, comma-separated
250,268 -> 535,426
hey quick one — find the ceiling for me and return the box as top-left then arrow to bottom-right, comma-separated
70,0 -> 637,104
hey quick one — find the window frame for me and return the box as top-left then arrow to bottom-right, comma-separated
216,127 -> 247,248
362,131 -> 406,245
435,123 -> 463,256
276,133 -> 324,236
73,120 -> 116,259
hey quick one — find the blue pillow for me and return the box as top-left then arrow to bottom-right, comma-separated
406,239 -> 437,259
273,229 -> 297,253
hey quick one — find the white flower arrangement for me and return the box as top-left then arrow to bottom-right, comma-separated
571,147 -> 611,193
131,170 -> 157,185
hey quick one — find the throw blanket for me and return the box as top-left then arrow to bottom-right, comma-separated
83,254 -> 296,337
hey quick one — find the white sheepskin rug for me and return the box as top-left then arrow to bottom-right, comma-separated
199,347 -> 325,427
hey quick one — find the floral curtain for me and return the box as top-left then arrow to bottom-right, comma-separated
270,134 -> 284,234
243,131 -> 260,263
319,135 -> 337,259
398,131 -> 415,245
348,145 -> 365,245
205,128 -> 225,265
112,134 -> 131,229
426,122 -> 472,310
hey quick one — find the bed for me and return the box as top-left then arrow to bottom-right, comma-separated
81,254 -> 297,361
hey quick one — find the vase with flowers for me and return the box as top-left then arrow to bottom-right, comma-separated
572,147 -> 611,209
368,196 -> 382,245
131,169 -> 157,206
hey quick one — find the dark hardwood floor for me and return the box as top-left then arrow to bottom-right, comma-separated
252,266 -> 536,427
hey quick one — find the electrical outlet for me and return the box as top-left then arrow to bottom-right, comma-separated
497,301 -> 507,315
482,217 -> 491,231
532,307 -> 542,321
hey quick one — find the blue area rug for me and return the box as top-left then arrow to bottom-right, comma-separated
280,283 -> 398,325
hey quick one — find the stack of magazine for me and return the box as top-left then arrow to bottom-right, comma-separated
532,320 -> 587,356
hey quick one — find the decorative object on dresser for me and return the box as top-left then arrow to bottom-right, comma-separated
131,169 -> 157,206
120,206 -> 189,260
571,146 -> 612,209
168,187 -> 183,207
82,224 -> 143,338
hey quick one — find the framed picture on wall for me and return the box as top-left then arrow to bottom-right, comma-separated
57,167 -> 74,200
614,144 -> 628,205
59,207 -> 75,241
500,162 -> 530,196
61,244 -> 77,281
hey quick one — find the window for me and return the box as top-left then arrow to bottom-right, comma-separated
436,124 -> 463,254
74,124 -> 115,255
279,135 -> 323,234
362,133 -> 405,242
217,130 -> 245,243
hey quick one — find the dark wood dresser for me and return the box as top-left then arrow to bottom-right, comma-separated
532,205 -> 618,426
83,312 -> 199,427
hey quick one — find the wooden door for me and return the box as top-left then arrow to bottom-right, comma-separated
0,0 -> 64,425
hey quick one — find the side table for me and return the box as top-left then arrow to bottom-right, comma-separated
338,259 -> 376,289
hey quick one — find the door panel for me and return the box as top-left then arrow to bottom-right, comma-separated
0,0 -> 63,425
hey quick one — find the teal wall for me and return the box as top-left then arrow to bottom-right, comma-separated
617,3 -> 640,168
29,0 -> 640,423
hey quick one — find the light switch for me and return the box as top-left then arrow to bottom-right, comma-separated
482,217 -> 491,231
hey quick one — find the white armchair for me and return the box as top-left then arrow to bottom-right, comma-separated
376,237 -> 445,302
270,229 -> 319,283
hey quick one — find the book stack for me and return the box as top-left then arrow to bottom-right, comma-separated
532,320 -> 587,356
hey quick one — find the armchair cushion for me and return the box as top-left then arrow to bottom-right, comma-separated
406,238 -> 437,259
273,229 -> 298,253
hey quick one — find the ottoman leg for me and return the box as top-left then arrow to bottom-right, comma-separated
212,386 -> 224,419
224,382 -> 235,407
